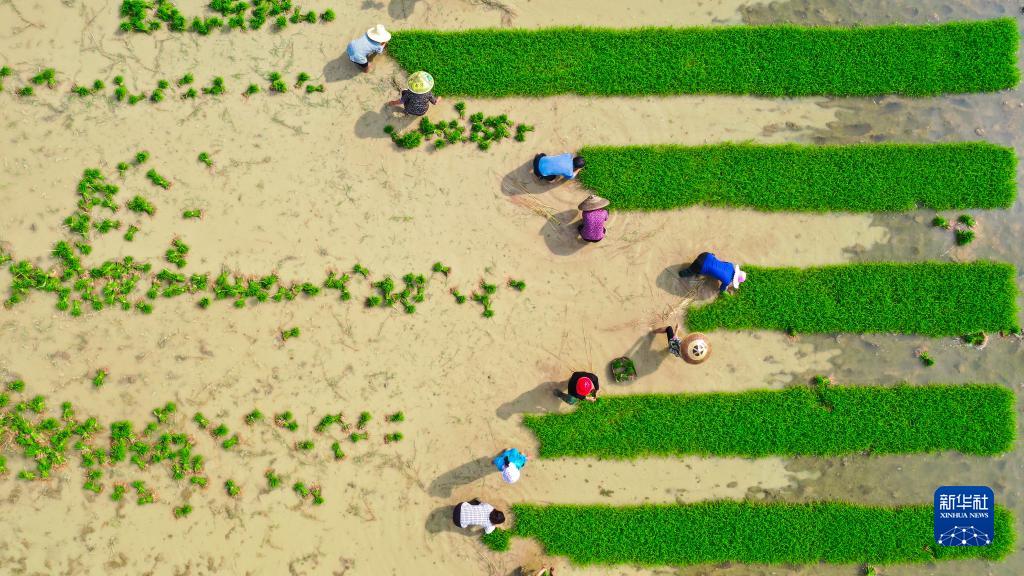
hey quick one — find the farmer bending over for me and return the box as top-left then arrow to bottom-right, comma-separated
453,499 -> 505,534
347,25 -> 390,73
493,447 -> 528,484
533,153 -> 585,182
388,71 -> 439,116
557,371 -> 600,404
678,252 -> 746,293
577,195 -> 609,243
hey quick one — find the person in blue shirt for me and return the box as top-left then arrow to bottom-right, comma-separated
493,448 -> 528,484
533,153 -> 585,182
678,252 -> 747,293
347,24 -> 391,73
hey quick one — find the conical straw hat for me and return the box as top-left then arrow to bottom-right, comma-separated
681,333 -> 711,365
578,195 -> 609,211
407,71 -> 434,94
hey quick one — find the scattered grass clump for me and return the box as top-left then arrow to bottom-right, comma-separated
686,262 -> 1019,336
126,196 -> 155,215
197,152 -> 212,166
146,168 -> 171,189
265,469 -> 281,489
244,409 -> 263,425
281,327 -> 300,340
497,501 -> 1014,565
30,68 -> 56,88
575,143 -> 1016,212
274,411 -> 299,432
389,20 -> 1020,97
918,351 -> 935,367
92,369 -> 107,388
523,381 -> 1015,458
386,411 -> 405,423
183,209 -> 202,219
165,239 -> 189,269
224,479 -> 240,497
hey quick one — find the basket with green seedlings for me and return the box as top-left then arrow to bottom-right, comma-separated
609,356 -> 637,383
281,327 -> 300,341
224,479 -> 240,497
265,469 -> 282,490
92,369 -> 108,388
198,152 -> 213,167
331,442 -> 345,460
183,209 -> 202,219
918,351 -> 935,367
305,84 -> 324,93
146,168 -> 171,189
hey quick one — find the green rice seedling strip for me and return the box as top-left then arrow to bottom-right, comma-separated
496,502 -> 1014,565
577,143 -> 1016,212
523,383 -> 1014,458
685,262 -> 1018,336
389,19 -> 1019,97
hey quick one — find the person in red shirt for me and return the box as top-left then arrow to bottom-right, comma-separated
556,371 -> 600,405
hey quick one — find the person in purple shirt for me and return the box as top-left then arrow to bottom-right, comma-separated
533,153 -> 585,182
678,252 -> 746,293
577,195 -> 609,242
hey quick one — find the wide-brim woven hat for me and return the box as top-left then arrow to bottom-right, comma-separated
681,333 -> 711,365
367,24 -> 391,43
407,71 -> 434,94
578,195 -> 609,211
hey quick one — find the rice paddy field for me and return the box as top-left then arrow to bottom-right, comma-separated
1,1 -> 1022,575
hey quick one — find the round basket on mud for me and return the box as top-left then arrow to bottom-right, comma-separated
681,333 -> 710,365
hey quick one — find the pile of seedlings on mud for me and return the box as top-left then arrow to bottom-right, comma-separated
385,102 -> 534,151
118,0 -> 335,34
932,213 -> 977,246
1,161 -> 524,327
0,66 -> 327,104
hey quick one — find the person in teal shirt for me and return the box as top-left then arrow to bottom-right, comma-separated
533,153 -> 585,182
493,448 -> 528,484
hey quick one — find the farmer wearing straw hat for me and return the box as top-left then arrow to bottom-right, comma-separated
577,195 -> 609,243
493,447 -> 528,484
347,24 -> 391,73
388,71 -> 439,116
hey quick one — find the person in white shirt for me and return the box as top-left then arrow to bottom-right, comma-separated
452,499 -> 506,534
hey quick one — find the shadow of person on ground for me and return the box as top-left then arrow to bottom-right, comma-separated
428,456 -> 493,498
541,210 -> 587,256
389,0 -> 422,18
354,104 -> 415,139
425,505 -> 463,534
496,381 -> 564,420
500,159 -> 557,197
619,331 -> 675,379
323,55 -> 364,83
